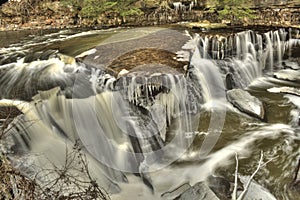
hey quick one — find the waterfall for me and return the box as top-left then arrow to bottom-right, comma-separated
0,27 -> 299,198
190,29 -> 294,87
189,47 -> 225,103
0,54 -> 199,192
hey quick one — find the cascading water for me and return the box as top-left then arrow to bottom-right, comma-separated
193,29 -> 293,87
0,27 -> 300,200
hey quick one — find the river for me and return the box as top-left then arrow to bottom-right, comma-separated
0,26 -> 300,200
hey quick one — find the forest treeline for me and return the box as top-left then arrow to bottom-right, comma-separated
1,0 -> 257,20
60,0 -> 256,20
0,0 -> 298,30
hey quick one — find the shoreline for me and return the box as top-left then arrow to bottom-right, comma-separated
0,22 -> 299,33
0,1 -> 300,33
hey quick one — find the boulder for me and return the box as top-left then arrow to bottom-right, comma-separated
227,89 -> 265,120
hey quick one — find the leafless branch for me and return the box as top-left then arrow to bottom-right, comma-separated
232,152 -> 239,200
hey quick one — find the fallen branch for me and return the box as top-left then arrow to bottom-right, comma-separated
232,151 -> 275,200
232,152 -> 238,200
237,151 -> 264,200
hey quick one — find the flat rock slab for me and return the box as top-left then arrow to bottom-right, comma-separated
227,89 -> 265,120
283,61 -> 300,70
268,86 -> 300,96
274,69 -> 300,83
79,27 -> 190,71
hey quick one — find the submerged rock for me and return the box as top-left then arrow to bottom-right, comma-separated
227,89 -> 265,120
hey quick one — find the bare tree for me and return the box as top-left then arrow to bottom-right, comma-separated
0,102 -> 110,199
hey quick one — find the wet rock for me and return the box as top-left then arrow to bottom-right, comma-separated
227,89 -> 265,120
177,182 -> 220,200
267,86 -> 300,96
238,176 -> 276,200
161,183 -> 191,199
225,73 -> 238,90
206,175 -> 233,199
98,29 -> 191,107
273,69 -> 300,83
57,53 -> 76,65
282,61 -> 300,70
23,49 -> 58,63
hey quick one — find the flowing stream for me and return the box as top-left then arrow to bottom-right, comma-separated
0,26 -> 300,200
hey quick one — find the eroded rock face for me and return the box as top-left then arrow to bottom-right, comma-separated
110,48 -> 188,101
227,89 -> 265,120
80,28 -> 193,108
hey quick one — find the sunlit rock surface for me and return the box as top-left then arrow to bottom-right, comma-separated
268,86 -> 300,96
273,69 -> 300,83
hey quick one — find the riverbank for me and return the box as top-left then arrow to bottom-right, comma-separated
0,0 -> 299,32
